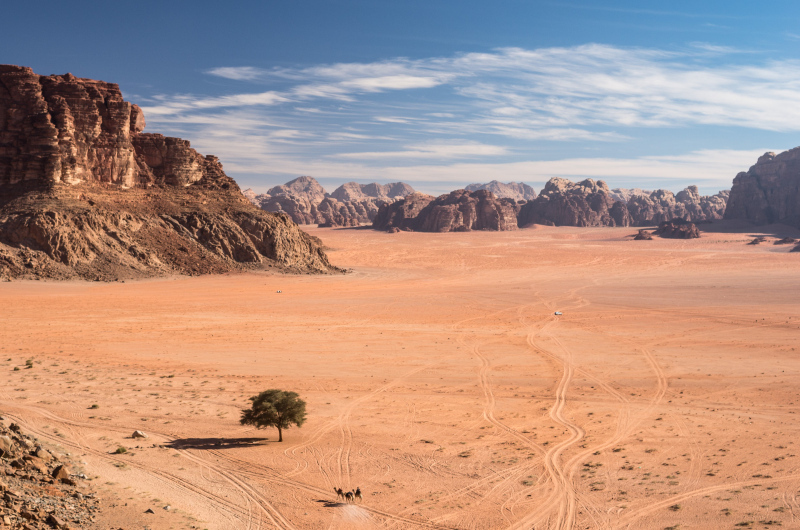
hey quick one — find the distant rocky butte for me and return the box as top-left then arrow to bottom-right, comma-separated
464,180 -> 536,202
518,178 -> 631,228
724,148 -> 800,228
246,178 -> 416,227
373,189 -> 519,232
0,65 -> 335,281
614,186 -> 729,226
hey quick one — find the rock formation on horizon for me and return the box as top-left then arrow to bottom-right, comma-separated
0,65 -> 335,280
615,186 -> 728,226
517,178 -> 631,228
724,148 -> 800,228
373,189 -> 518,232
246,177 -> 416,227
465,180 -> 536,202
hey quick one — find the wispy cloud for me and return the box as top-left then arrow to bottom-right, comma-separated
137,43 -> 800,192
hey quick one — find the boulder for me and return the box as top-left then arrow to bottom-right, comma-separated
132,430 -> 148,439
633,230 -> 653,240
51,464 -> 70,480
654,219 -> 700,239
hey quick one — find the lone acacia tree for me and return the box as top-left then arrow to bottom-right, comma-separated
240,389 -> 307,442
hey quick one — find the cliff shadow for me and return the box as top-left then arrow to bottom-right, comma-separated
698,220 -> 800,237
165,437 -> 270,449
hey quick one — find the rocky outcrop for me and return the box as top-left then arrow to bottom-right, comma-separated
372,192 -> 435,231
0,65 -> 335,280
621,186 -> 729,226
517,178 -> 631,227
725,148 -> 800,228
372,190 -> 518,232
249,177 -> 416,227
465,181 -> 536,202
654,219 -> 700,239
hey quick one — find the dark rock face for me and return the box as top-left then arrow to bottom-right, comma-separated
725,148 -> 800,228
465,180 -> 537,201
373,190 -> 518,232
0,65 -> 335,280
372,192 -> 435,231
517,178 -> 630,227
415,190 -> 519,232
654,219 -> 700,239
248,178 -> 416,227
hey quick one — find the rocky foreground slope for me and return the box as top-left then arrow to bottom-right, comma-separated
725,148 -> 800,228
0,65 -> 335,280
245,177 -> 415,227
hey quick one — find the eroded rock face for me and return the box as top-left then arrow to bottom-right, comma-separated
250,177 -> 416,227
372,192 -> 435,231
0,65 -> 336,280
373,190 -> 518,232
620,186 -> 729,226
725,148 -> 800,228
517,178 -> 631,227
654,219 -> 700,239
465,180 -> 536,201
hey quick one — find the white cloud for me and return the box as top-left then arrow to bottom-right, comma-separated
206,66 -> 265,81
332,141 -> 508,159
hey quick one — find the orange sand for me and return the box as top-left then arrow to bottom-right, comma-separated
1,225 -> 800,529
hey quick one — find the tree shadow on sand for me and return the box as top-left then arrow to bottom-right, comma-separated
165,437 -> 269,450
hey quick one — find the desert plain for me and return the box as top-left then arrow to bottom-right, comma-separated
1,225 -> 800,530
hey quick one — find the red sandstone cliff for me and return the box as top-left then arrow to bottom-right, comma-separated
0,65 -> 335,280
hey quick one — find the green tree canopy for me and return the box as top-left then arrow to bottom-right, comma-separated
240,389 -> 307,442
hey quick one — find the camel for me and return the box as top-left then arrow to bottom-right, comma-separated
345,491 -> 354,503
354,487 -> 362,503
334,487 -> 344,502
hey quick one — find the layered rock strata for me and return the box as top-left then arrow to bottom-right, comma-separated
725,148 -> 800,228
0,65 -> 334,280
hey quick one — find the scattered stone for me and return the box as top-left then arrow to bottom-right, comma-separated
51,465 -> 70,481
132,431 -> 148,439
145,508 -> 155,514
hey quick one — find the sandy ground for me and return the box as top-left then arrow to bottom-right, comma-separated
1,225 -> 800,530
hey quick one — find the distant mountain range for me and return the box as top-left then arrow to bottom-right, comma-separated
247,177 -> 730,232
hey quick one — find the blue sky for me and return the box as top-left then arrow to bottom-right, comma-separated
5,0 -> 800,195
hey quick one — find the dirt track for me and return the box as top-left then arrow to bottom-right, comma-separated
1,225 -> 800,529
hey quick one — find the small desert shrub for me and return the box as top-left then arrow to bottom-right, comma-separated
25,359 -> 34,369
89,404 -> 99,409
114,447 -> 127,454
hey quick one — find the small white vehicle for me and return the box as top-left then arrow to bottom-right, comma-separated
554,311 -> 562,316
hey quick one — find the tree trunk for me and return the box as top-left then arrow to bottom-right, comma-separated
278,426 -> 283,442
